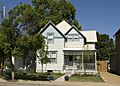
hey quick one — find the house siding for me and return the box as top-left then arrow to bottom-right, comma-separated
110,30 -> 120,75
36,24 -> 65,72
36,38 -> 65,72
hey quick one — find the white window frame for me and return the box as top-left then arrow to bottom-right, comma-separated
49,51 -> 57,63
74,34 -> 79,42
47,33 -> 54,44
67,34 -> 79,42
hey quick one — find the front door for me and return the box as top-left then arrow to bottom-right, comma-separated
69,56 -> 73,66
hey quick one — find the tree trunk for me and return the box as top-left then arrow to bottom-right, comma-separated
1,56 -> 4,75
41,63 -> 43,73
9,54 -> 15,80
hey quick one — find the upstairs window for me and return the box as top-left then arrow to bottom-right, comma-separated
74,34 -> 79,42
67,34 -> 79,42
47,33 -> 54,44
68,35 -> 73,42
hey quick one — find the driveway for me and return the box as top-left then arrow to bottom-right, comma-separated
100,72 -> 120,84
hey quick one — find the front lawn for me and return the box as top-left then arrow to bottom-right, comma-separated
69,74 -> 104,82
51,73 -> 64,80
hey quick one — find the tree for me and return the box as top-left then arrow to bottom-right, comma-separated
72,19 -> 81,30
37,43 -> 50,73
0,18 -> 45,79
0,26 -> 7,75
96,32 -> 115,60
31,0 -> 76,24
9,0 -> 81,35
17,34 -> 45,72
0,17 -> 21,80
0,4 -> 44,79
82,45 -> 93,74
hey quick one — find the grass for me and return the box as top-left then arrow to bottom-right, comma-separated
69,74 -> 104,82
50,73 -> 64,80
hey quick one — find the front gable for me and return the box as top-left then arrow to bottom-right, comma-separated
40,21 -> 66,39
65,25 -> 86,43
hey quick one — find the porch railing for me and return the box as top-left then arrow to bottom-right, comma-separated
66,63 -> 95,70
84,63 -> 95,70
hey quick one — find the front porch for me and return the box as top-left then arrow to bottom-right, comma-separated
64,50 -> 97,74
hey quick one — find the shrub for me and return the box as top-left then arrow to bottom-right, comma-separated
4,72 -> 50,81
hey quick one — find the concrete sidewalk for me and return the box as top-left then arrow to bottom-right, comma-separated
0,79 -> 120,86
54,72 -> 72,82
54,74 -> 66,82
0,78 -> 6,82
0,80 -> 119,86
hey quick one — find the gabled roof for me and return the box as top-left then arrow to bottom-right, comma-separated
39,20 -> 97,43
56,20 -> 71,34
40,21 -> 66,39
65,25 -> 86,41
80,30 -> 97,43
113,29 -> 120,37
64,25 -> 97,43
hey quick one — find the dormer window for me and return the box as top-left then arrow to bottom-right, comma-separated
47,33 -> 54,44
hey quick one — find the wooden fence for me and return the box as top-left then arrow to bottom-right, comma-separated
97,60 -> 108,72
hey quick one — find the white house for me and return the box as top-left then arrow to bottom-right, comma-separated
36,20 -> 97,74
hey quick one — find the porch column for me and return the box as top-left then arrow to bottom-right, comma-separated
95,52 -> 97,71
82,51 -> 84,71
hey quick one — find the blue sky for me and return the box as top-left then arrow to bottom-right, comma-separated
1,0 -> 120,38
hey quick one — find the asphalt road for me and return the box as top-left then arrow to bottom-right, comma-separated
0,82 -> 69,86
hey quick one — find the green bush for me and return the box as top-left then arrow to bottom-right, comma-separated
3,71 -> 49,81
3,70 -> 11,80
3,71 -> 64,81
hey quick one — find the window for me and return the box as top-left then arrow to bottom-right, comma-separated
47,33 -> 54,44
69,56 -> 73,61
68,35 -> 73,42
49,51 -> 57,63
67,34 -> 79,42
74,35 -> 79,41
74,55 -> 82,63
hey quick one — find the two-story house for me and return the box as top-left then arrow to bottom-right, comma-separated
36,20 -> 97,74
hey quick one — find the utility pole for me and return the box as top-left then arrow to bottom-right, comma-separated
0,0 -> 3,23
3,6 -> 6,19
0,0 -> 6,23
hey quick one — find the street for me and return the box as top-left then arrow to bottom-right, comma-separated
0,81 -> 120,86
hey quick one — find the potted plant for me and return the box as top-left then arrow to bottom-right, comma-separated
64,75 -> 69,81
